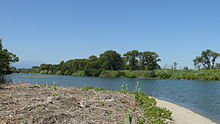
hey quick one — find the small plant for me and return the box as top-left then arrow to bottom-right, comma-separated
128,114 -> 133,124
135,81 -> 142,93
136,117 -> 145,124
82,86 -> 94,91
120,82 -> 128,92
95,87 -> 104,91
105,111 -> 112,115
99,101 -> 105,106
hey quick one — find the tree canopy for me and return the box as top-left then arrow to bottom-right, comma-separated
0,40 -> 19,75
19,50 -> 162,76
193,49 -> 220,69
140,51 -> 161,70
123,50 -> 140,70
99,50 -> 123,70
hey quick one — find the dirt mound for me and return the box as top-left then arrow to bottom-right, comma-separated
0,83 -> 145,124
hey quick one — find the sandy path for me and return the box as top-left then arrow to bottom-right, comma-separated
156,99 -> 216,124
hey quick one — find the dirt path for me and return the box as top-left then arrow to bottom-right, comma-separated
156,99 -> 216,124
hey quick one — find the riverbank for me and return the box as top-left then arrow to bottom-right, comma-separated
0,83 -> 216,124
156,98 -> 216,124
19,69 -> 220,81
0,83 -> 171,124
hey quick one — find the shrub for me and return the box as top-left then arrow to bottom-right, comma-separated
84,69 -> 101,77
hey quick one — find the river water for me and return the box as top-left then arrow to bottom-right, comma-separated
8,73 -> 220,123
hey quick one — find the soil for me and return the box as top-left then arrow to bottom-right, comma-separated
0,83 -> 146,124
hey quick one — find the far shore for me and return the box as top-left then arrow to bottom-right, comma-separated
155,98 -> 216,124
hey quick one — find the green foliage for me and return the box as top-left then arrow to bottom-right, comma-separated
136,117 -> 145,124
0,40 -> 19,75
72,71 -> 85,76
135,81 -> 142,93
18,49 -> 220,81
56,70 -> 63,75
18,49 -> 162,77
84,69 -> 101,77
193,49 -> 220,69
82,86 -> 94,91
123,50 -> 140,70
140,51 -> 161,70
128,114 -> 133,124
99,70 -> 122,78
100,50 -> 123,70
94,87 -> 104,91
134,92 -> 172,124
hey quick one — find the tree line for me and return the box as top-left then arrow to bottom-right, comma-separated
19,49 -> 220,77
19,50 -> 162,76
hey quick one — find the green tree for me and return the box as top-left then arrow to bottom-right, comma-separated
0,39 -> 19,75
193,49 -> 220,69
123,50 -> 140,70
139,51 -> 161,70
99,50 -> 123,70
86,55 -> 101,70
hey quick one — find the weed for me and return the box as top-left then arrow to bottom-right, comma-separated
105,111 -> 112,115
128,114 -> 133,124
99,101 -> 105,106
136,117 -> 145,124
120,82 -> 128,92
82,86 -> 94,91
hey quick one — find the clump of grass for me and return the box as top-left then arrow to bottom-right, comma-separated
94,87 -> 104,91
136,117 -> 145,124
128,114 -> 133,124
82,86 -> 104,92
82,86 -> 94,91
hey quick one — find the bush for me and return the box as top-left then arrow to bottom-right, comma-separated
99,70 -> 121,78
72,71 -> 85,76
56,70 -> 63,75
84,69 -> 101,77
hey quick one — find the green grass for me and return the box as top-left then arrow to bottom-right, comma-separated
97,69 -> 220,81
20,68 -> 220,81
134,92 -> 172,124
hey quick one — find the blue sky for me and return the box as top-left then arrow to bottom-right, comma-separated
1,0 -> 220,68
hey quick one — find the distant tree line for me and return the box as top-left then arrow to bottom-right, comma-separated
19,50 -> 161,76
0,39 -> 19,75
19,49 -> 220,78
